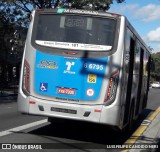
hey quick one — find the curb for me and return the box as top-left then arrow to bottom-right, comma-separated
122,107 -> 160,152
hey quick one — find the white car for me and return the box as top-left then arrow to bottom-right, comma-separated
150,82 -> 160,88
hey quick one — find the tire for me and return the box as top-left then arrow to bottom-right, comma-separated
123,105 -> 134,134
128,106 -> 134,132
142,94 -> 147,109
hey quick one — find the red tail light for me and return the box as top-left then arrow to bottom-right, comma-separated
29,101 -> 36,104
105,71 -> 119,103
22,60 -> 30,95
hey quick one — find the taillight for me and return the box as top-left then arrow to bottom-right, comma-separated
22,59 -> 30,95
105,71 -> 119,103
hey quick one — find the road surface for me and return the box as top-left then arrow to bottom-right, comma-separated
0,88 -> 159,151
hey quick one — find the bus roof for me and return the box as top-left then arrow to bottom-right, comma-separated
36,8 -> 121,18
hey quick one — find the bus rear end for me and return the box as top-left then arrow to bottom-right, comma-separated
18,9 -> 124,128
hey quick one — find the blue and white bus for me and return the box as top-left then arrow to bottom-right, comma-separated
18,8 -> 151,131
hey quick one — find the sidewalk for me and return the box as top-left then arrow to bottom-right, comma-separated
127,107 -> 160,152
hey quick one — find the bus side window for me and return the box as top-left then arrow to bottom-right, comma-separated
133,41 -> 140,75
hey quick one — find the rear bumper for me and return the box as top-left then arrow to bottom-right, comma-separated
18,94 -> 121,127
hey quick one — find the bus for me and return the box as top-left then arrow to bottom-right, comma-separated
18,8 -> 151,131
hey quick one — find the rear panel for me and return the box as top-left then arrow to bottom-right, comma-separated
18,9 -> 124,126
34,50 -> 108,101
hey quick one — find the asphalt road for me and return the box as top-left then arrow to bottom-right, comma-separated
0,88 -> 159,151
147,88 -> 160,110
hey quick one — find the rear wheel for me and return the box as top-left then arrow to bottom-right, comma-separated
123,105 -> 134,134
128,106 -> 134,132
142,94 -> 147,109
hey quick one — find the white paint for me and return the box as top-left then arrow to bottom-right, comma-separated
86,88 -> 94,97
0,119 -> 47,137
35,40 -> 112,51
66,62 -> 75,71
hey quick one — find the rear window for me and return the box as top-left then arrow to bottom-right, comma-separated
33,14 -> 116,51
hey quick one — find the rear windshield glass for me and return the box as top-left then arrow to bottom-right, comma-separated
34,14 -> 116,51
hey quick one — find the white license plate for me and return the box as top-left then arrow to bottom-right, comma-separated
58,88 -> 75,95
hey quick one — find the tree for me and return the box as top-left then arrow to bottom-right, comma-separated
0,0 -> 126,60
151,52 -> 160,81
0,0 -> 30,27
0,2 -> 27,88
0,0 -> 126,89
0,0 -> 125,27
0,10 -> 15,64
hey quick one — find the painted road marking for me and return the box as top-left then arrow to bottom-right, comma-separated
122,107 -> 160,152
0,119 -> 48,137
148,107 -> 160,121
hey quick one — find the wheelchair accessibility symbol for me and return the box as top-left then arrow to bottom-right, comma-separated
40,83 -> 48,92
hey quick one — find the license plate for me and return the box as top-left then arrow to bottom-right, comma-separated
58,88 -> 75,95
51,107 -> 77,114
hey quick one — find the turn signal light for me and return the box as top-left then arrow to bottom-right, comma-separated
22,59 -> 30,95
105,71 -> 119,102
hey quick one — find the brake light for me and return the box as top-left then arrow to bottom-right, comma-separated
22,60 -> 30,94
105,71 -> 119,102
94,109 -> 101,113
29,101 -> 36,104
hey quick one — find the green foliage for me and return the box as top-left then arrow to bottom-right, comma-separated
0,0 -> 125,27
1,1 -> 31,26
0,0 -> 125,63
151,52 -> 160,81
0,0 -> 126,86
0,11 -> 15,61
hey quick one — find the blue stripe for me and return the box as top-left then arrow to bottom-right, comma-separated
34,50 -> 108,101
